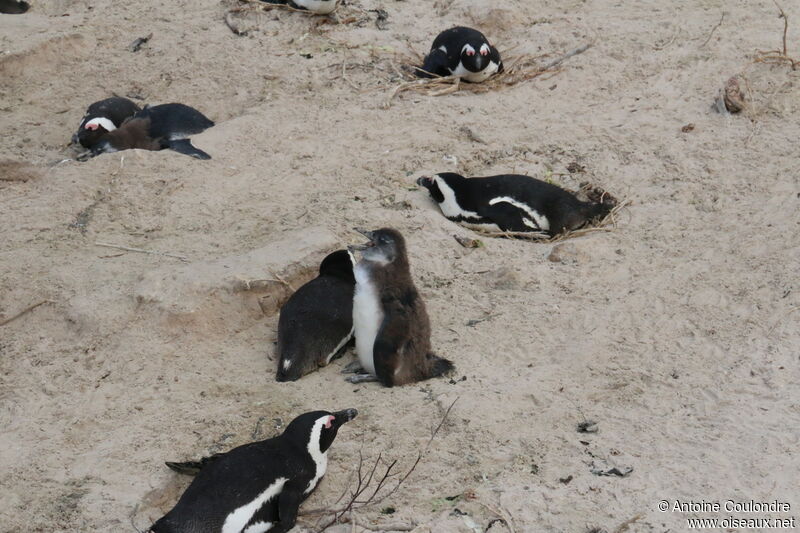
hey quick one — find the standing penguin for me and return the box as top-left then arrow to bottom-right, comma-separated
149,409 -> 358,533
91,103 -> 214,159
72,97 -> 142,150
276,249 -> 355,382
346,228 -> 454,387
417,173 -> 616,237
259,0 -> 338,15
417,27 -> 503,82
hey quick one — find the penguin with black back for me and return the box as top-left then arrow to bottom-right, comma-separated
259,0 -> 338,15
276,249 -> 355,382
345,228 -> 454,387
91,103 -> 214,159
417,173 -> 616,237
0,0 -> 29,14
417,27 -> 503,82
149,408 -> 358,533
72,97 -> 142,150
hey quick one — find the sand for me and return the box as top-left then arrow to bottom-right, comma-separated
1,0 -> 799,532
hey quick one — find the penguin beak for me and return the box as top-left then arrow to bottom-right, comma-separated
349,228 -> 375,252
332,408 -> 358,427
416,176 -> 433,187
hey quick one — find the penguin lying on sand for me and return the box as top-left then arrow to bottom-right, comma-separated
345,228 -> 454,387
0,0 -> 29,14
417,27 -> 503,83
72,97 -> 141,150
259,0 -> 338,15
417,173 -> 616,237
91,103 -> 214,160
276,250 -> 355,382
150,409 -> 358,533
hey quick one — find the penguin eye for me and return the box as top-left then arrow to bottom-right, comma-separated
85,123 -> 100,131
463,44 -> 476,57
480,44 -> 490,56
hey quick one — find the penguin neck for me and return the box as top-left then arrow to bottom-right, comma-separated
357,256 -> 412,293
304,418 -> 329,495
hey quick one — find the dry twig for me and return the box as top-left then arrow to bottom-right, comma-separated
701,13 -> 725,47
0,300 -> 54,327
94,242 -> 189,262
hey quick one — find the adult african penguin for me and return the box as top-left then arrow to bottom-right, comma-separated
276,249 -> 355,382
149,409 -> 358,533
417,173 -> 616,237
72,97 -> 142,150
417,27 -> 503,83
345,228 -> 454,387
91,103 -> 214,160
260,0 -> 338,15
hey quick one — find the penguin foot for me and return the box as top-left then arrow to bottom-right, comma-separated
341,360 -> 364,374
345,373 -> 379,384
165,139 -> 212,160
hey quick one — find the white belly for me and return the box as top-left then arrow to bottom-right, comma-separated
451,60 -> 500,83
353,264 -> 383,376
294,0 -> 337,14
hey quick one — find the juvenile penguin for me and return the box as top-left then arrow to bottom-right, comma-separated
346,228 -> 454,387
260,0 -> 338,15
150,409 -> 358,533
276,249 -> 355,382
72,97 -> 141,150
417,173 -> 616,237
0,0 -> 29,14
417,27 -> 503,82
92,103 -> 214,159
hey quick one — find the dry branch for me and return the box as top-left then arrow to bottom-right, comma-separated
0,300 -> 53,327
94,242 -> 189,262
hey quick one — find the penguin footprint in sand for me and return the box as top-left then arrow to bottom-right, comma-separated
90,103 -> 214,160
345,228 -> 454,387
276,249 -> 355,382
417,172 -> 617,237
417,26 -> 503,83
149,409 -> 358,533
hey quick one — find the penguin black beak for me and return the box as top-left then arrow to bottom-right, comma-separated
332,408 -> 358,426
416,176 -> 433,187
349,228 -> 375,252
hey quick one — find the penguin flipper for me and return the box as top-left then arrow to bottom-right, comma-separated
271,488 -> 302,533
481,202 -> 544,233
417,49 -> 449,79
165,453 -> 225,476
164,139 -> 212,160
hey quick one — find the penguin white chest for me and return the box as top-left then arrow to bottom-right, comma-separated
352,263 -> 383,376
294,0 -> 337,14
451,60 -> 500,82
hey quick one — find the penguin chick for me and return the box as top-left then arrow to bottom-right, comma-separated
92,103 -> 214,160
72,97 -> 142,150
417,27 -> 503,82
260,0 -> 339,15
276,250 -> 356,382
347,228 -> 454,387
417,173 -> 616,237
150,408 -> 358,533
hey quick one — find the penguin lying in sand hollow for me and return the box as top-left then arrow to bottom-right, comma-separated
72,97 -> 141,150
417,173 -> 616,237
417,27 -> 503,83
89,103 -> 214,160
276,249 -> 355,382
149,409 -> 358,533
345,228 -> 454,387
260,0 -> 338,15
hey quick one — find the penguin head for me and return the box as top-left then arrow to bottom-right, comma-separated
283,409 -> 358,455
417,173 -> 472,210
318,249 -> 356,283
349,228 -> 406,265
460,40 -> 493,72
76,116 -> 117,150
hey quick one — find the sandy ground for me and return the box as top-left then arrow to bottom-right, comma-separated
1,0 -> 799,532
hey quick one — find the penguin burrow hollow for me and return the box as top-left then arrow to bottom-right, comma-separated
345,228 -> 454,387
276,249 -> 355,382
90,103 -> 214,160
149,409 -> 358,533
417,172 -> 617,237
417,26 -> 503,83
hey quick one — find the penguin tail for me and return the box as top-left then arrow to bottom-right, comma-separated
426,352 -> 455,378
165,453 -> 224,476
416,49 -> 448,79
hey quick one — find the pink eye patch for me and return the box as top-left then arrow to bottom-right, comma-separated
85,123 -> 100,131
324,416 -> 334,428
466,50 -> 475,56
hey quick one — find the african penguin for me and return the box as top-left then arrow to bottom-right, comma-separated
149,409 -> 358,533
0,0 -> 29,14
417,27 -> 503,83
260,0 -> 338,15
345,228 -> 454,387
276,249 -> 356,382
92,103 -> 214,160
417,173 -> 616,237
72,97 -> 142,150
